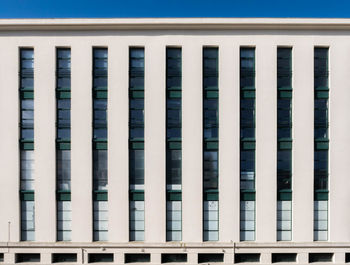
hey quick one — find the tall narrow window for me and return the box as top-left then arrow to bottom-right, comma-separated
203,47 -> 219,241
56,48 -> 72,241
20,48 -> 35,241
240,47 -> 256,241
314,47 -> 329,241
129,48 -> 145,241
166,48 -> 182,241
277,48 -> 293,241
92,48 -> 108,241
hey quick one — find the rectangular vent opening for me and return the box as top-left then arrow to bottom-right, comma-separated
16,253 -> 40,263
309,253 -> 333,263
272,253 -> 297,263
125,254 -> 150,263
198,253 -> 224,263
346,253 -> 350,263
88,253 -> 114,263
52,253 -> 77,263
235,253 -> 260,263
161,253 -> 187,263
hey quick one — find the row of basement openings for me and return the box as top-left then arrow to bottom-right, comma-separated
17,46 -> 329,242
2,252 -> 349,264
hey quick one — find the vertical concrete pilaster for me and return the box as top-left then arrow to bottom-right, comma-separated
34,45 -> 56,242
219,44 -> 240,242
293,44 -> 314,242
71,44 -> 93,242
182,43 -> 203,242
255,44 -> 277,242
144,42 -> 166,242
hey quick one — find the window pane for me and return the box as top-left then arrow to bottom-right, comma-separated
21,50 -> 34,59
22,110 -> 34,120
21,200 -> 35,241
58,59 -> 71,69
130,49 -> 144,58
130,99 -> 144,139
21,100 -> 34,109
203,151 -> 218,190
277,150 -> 292,172
58,49 -> 70,58
57,129 -> 70,139
130,110 -> 144,124
130,99 -> 144,109
278,127 -> 291,139
93,150 -> 108,190
21,77 -> 34,89
94,99 -> 107,109
130,76 -> 144,88
57,99 -> 71,109
166,150 -> 181,185
57,150 -> 71,190
57,77 -> 71,88
315,127 -> 328,139
130,150 -> 144,185
277,175 -> 291,190
130,128 -> 143,139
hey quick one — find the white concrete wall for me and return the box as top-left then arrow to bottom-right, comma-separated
219,44 -> 240,242
293,44 -> 314,242
182,42 -> 203,242
0,25 -> 350,259
145,42 -> 166,242
329,44 -> 350,242
34,44 -> 56,242
256,44 -> 277,242
71,44 -> 93,242
108,42 -> 129,242
0,44 -> 20,242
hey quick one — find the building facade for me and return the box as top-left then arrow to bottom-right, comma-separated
0,18 -> 350,264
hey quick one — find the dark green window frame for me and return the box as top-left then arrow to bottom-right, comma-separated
202,47 -> 219,242
240,48 -> 256,91
240,47 -> 256,198
56,49 -> 72,244
314,47 -> 329,241
93,48 -> 108,142
129,48 -> 145,91
277,47 -> 292,91
92,48 -> 108,242
92,48 -> 108,192
129,47 -> 145,191
20,48 -> 35,242
277,48 -> 292,198
240,47 -> 256,242
56,48 -> 71,92
129,48 -> 145,242
20,49 -> 34,143
20,48 -> 34,91
56,48 -> 71,152
203,47 -> 219,196
166,48 -> 182,242
166,93 -> 182,185
314,47 -> 329,197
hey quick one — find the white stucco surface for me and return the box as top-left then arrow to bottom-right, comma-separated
0,18 -> 349,264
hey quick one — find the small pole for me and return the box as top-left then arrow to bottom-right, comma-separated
7,221 -> 10,242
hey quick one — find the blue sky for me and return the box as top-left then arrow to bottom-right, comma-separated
0,0 -> 349,18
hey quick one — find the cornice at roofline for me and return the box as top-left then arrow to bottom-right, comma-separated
1,18 -> 350,31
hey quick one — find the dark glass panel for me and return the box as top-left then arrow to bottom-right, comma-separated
130,150 -> 144,185
93,150 -> 108,190
203,151 -> 218,190
166,149 -> 182,185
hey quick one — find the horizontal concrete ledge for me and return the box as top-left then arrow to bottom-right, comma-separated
2,18 -> 350,31
1,241 -> 350,249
